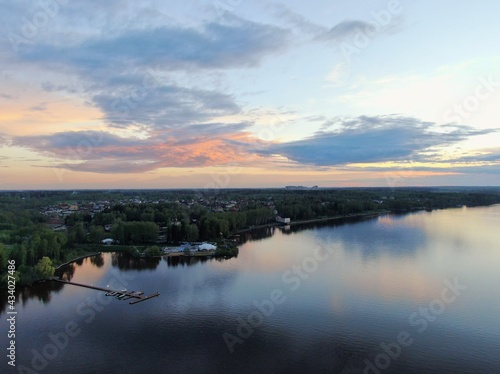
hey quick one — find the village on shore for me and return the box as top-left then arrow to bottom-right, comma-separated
3,187 -> 500,286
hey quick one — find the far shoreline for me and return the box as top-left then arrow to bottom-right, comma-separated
49,208 -> 428,272
45,205 -> 483,279
234,209 -> 393,234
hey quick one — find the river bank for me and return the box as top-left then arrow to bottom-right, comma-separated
55,252 -> 102,271
234,209 -> 392,234
289,210 -> 392,226
42,208 -> 442,279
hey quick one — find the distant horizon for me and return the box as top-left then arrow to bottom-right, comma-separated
2,185 -> 500,192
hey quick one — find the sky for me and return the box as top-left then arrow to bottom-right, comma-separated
0,0 -> 499,189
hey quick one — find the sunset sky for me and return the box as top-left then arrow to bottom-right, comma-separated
1,0 -> 499,189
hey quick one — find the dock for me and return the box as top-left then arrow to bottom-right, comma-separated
129,293 -> 160,304
51,278 -> 159,305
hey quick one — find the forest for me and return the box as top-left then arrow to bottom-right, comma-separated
1,187 -> 500,286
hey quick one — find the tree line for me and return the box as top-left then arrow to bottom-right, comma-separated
1,188 -> 500,286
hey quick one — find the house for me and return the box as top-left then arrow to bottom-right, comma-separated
197,243 -> 217,251
276,216 -> 291,224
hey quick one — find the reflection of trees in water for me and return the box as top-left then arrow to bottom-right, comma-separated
0,291 -> 8,314
90,253 -> 104,268
22,281 -> 64,304
240,216 -> 375,241
57,263 -> 76,281
162,255 -> 236,267
279,218 -> 364,236
0,281 -> 65,312
53,254 -> 105,282
213,255 -> 237,262
239,226 -> 276,243
111,252 -> 160,271
163,256 -> 211,267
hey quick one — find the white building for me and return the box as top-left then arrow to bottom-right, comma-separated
197,243 -> 217,251
276,216 -> 291,224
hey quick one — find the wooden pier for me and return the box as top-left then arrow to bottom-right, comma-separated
51,278 -> 159,305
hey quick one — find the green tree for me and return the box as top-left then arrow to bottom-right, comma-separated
144,246 -> 161,257
67,223 -> 86,247
35,256 -> 55,279
185,224 -> 199,241
89,226 -> 105,243
112,222 -> 125,244
0,244 -> 7,273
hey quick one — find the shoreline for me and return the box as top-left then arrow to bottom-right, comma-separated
234,209 -> 392,234
288,210 -> 392,226
21,252 -> 102,287
28,205 -> 492,286
45,208 -> 429,272
55,252 -> 102,271
41,206 -> 477,277
19,203 -> 499,288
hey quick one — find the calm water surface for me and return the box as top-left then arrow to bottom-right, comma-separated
2,205 -> 500,373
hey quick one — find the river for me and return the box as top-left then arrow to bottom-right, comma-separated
2,205 -> 500,373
